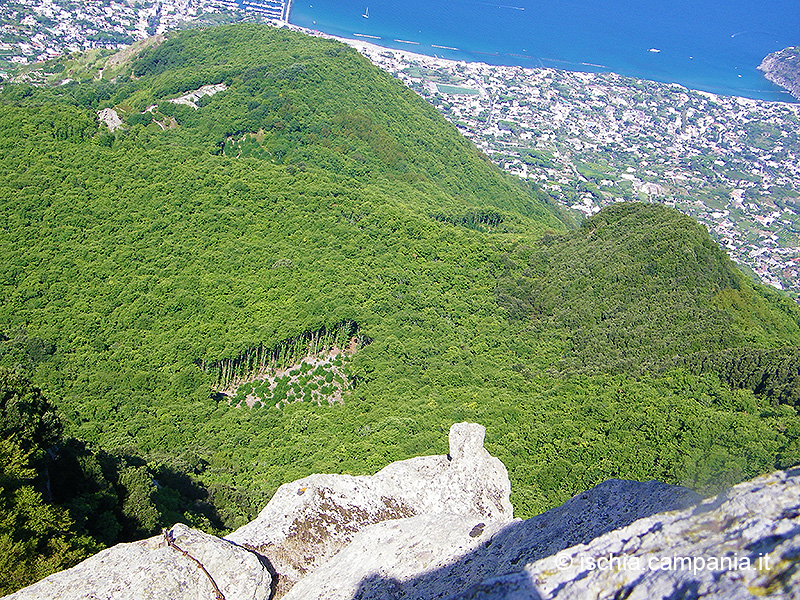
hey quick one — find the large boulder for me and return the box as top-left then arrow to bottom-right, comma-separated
281,478 -> 700,600
449,466 -> 800,599
3,523 -> 272,600
226,422 -> 513,597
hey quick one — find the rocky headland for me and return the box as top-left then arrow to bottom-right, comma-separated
3,423 -> 799,600
758,46 -> 800,101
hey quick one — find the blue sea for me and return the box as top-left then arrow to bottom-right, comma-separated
285,0 -> 800,102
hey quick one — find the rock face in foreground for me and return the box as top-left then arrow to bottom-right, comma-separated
450,466 -> 800,600
758,46 -> 800,100
226,422 -> 514,597
4,424 -> 799,600
283,478 -> 701,600
3,523 -> 272,600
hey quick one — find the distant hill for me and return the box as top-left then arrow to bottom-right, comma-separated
497,203 -> 800,374
2,23 -> 800,594
759,46 -> 800,100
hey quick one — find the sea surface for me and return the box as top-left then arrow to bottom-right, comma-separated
284,0 -> 800,102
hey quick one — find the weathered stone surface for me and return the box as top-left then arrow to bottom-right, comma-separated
449,466 -> 800,600
3,523 -> 271,600
282,514 -> 509,600
226,422 -> 513,597
280,478 -> 700,600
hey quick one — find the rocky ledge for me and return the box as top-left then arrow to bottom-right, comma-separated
3,523 -> 273,600
3,423 -> 799,600
758,46 -> 800,100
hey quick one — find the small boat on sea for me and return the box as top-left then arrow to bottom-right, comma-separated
362,6 -> 369,18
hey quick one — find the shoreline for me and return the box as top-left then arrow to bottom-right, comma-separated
286,23 -> 480,70
283,22 -> 798,106
281,13 -> 797,104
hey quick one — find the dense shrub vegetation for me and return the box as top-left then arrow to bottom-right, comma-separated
2,23 -> 800,592
0,368 -> 256,595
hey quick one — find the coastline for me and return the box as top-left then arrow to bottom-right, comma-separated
284,22 -> 479,71
282,0 -> 798,104
343,36 -> 465,69
283,21 -> 798,106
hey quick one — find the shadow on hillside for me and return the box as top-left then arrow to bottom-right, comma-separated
344,480 -> 701,600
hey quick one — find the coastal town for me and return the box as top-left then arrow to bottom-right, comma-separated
348,41 -> 800,296
0,0 -> 270,71
3,0 -> 800,296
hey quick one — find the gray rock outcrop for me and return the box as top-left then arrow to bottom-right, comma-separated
3,523 -> 272,600
283,514 -> 510,600
449,466 -> 800,599
5,423 -> 799,600
97,107 -> 124,132
281,478 -> 700,600
226,422 -> 513,597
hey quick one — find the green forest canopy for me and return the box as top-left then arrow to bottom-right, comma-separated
2,22 -> 800,592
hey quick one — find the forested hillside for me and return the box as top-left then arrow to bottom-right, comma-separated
2,23 -> 800,594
